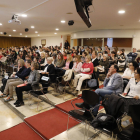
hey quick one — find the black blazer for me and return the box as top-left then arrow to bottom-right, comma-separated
44,64 -> 56,82
92,58 -> 99,67
69,61 -> 73,69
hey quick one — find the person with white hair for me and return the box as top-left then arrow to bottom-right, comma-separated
40,57 -> 56,83
97,54 -> 109,73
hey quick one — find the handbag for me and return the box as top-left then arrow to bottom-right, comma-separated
88,79 -> 97,88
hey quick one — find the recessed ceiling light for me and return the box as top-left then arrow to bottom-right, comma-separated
9,35 -> 11,36
31,26 -> 35,28
0,23 -> 2,26
54,33 -> 57,34
20,33 -> 22,35
13,30 -> 16,32
56,28 -> 59,30
21,14 -> 27,17
118,10 -> 125,14
38,35 -> 40,36
35,31 -> 38,33
0,32 -> 3,34
139,20 -> 140,22
61,20 -> 65,23
25,36 -> 27,37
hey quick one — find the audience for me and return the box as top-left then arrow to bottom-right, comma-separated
118,49 -> 126,67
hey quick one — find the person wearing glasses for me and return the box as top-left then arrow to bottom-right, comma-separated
122,61 -> 139,90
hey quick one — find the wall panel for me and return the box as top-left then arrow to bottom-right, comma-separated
0,36 -> 31,48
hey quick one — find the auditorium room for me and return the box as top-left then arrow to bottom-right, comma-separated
0,0 -> 140,140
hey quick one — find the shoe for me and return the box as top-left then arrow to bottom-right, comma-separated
0,92 -> 7,98
14,100 -> 20,105
16,102 -> 24,107
121,120 -> 132,128
72,90 -> 78,96
4,96 -> 14,102
75,102 -> 85,108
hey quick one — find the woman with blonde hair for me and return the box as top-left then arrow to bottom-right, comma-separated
72,55 -> 83,75
62,54 -> 73,70
73,55 -> 94,95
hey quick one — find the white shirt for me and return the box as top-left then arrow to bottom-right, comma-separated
43,64 -> 49,72
107,74 -> 115,87
92,57 -> 97,62
124,78 -> 140,98
122,68 -> 134,78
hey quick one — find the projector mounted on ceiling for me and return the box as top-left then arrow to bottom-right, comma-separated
8,14 -> 21,24
74,0 -> 93,28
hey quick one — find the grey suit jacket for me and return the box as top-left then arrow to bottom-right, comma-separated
103,73 -> 123,95
27,70 -> 40,90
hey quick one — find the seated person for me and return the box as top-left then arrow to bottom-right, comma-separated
81,52 -> 87,63
33,57 -> 40,70
127,48 -> 138,62
73,55 -> 94,95
62,54 -> 73,70
120,67 -> 140,127
135,52 -> 140,65
14,62 -> 40,107
91,51 -> 99,67
72,55 -> 83,75
76,64 -> 123,117
52,53 -> 57,65
39,52 -> 45,69
97,54 -> 109,73
63,51 -> 67,61
40,57 -> 56,83
40,52 -> 49,68
0,59 -> 31,101
122,61 -> 139,90
118,49 -> 126,67
109,51 -> 118,66
55,53 -> 65,68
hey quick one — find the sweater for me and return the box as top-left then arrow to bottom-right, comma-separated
81,62 -> 94,75
72,62 -> 82,73
16,66 -> 31,81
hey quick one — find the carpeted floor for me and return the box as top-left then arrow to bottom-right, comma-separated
0,123 -> 44,140
25,108 -> 79,140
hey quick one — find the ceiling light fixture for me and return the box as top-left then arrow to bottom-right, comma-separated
35,31 -> 38,33
54,33 -> 57,34
56,28 -> 59,30
20,33 -> 22,35
9,35 -> 11,36
61,20 -> 65,23
31,26 -> 35,28
21,14 -> 27,17
13,30 -> 16,32
0,23 -> 2,26
38,35 -> 40,36
25,36 -> 27,37
0,32 -> 3,34
118,10 -> 125,14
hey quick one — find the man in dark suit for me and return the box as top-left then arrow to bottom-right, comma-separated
91,51 -> 99,67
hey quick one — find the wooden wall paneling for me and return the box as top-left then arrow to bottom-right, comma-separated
83,38 -> 102,46
0,36 -> 31,48
67,36 -> 71,46
73,39 -> 77,46
104,38 -> 132,47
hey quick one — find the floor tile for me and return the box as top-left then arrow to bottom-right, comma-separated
0,102 -> 23,132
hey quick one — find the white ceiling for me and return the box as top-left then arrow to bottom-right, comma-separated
0,0 -> 140,38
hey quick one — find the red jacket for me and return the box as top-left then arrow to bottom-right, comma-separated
81,62 -> 94,75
